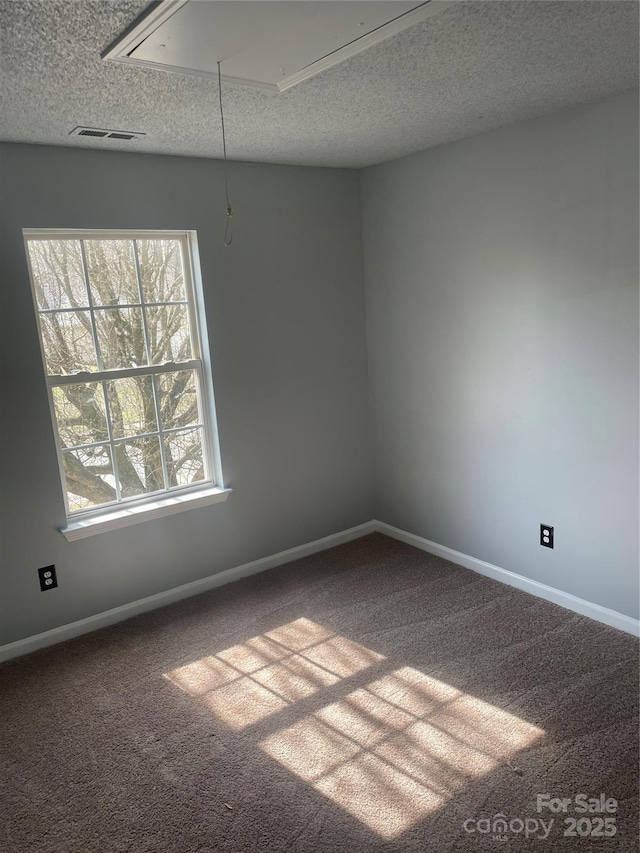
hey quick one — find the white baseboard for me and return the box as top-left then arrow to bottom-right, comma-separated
0,521 -> 376,663
374,521 -> 640,638
2,517 -> 636,663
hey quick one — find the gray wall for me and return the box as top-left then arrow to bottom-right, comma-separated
0,143 -> 374,645
2,89 -> 638,647
361,90 -> 639,619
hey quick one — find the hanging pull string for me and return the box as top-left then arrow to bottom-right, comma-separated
217,60 -> 234,246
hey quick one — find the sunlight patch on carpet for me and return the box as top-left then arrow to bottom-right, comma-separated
259,666 -> 545,839
164,618 -> 386,730
165,620 -> 543,838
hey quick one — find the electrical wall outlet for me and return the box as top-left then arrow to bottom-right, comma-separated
38,565 -> 58,591
540,525 -> 554,549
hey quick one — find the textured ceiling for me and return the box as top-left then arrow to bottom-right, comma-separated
0,0 -> 638,168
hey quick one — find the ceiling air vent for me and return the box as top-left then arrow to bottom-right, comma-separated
69,126 -> 146,140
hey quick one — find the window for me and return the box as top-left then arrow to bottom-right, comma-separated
24,230 -> 228,539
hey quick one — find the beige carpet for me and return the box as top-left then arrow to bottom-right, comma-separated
1,533 -> 638,852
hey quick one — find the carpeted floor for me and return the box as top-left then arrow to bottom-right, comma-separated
1,533 -> 638,852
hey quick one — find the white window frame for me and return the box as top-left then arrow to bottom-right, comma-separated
23,228 -> 230,540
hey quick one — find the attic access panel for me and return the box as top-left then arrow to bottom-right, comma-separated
104,0 -> 449,91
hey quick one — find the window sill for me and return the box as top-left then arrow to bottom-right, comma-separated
60,486 -> 232,541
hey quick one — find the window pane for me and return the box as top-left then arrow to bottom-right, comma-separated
106,376 -> 157,438
146,305 -> 192,363
155,370 -> 199,432
85,240 -> 139,306
94,307 -> 147,369
137,239 -> 186,303
28,240 -> 88,310
40,311 -> 97,374
165,428 -> 205,487
52,383 -> 108,448
63,445 -> 115,510
114,436 -> 165,497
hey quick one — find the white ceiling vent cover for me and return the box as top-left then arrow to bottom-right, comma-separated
70,126 -> 146,141
103,0 -> 452,92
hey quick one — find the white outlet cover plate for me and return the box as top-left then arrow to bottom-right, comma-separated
103,0 -> 452,91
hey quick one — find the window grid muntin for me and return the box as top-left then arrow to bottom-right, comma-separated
99,376 -> 122,502
46,359 -> 202,385
151,373 -> 170,491
79,240 -> 105,372
57,422 -> 205,454
131,237 -> 172,492
27,232 -> 213,517
132,238 -> 152,366
38,301 -> 189,315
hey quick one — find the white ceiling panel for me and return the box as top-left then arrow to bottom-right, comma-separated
109,1 -> 441,91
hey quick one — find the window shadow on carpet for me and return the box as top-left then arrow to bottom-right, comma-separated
164,617 -> 544,839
